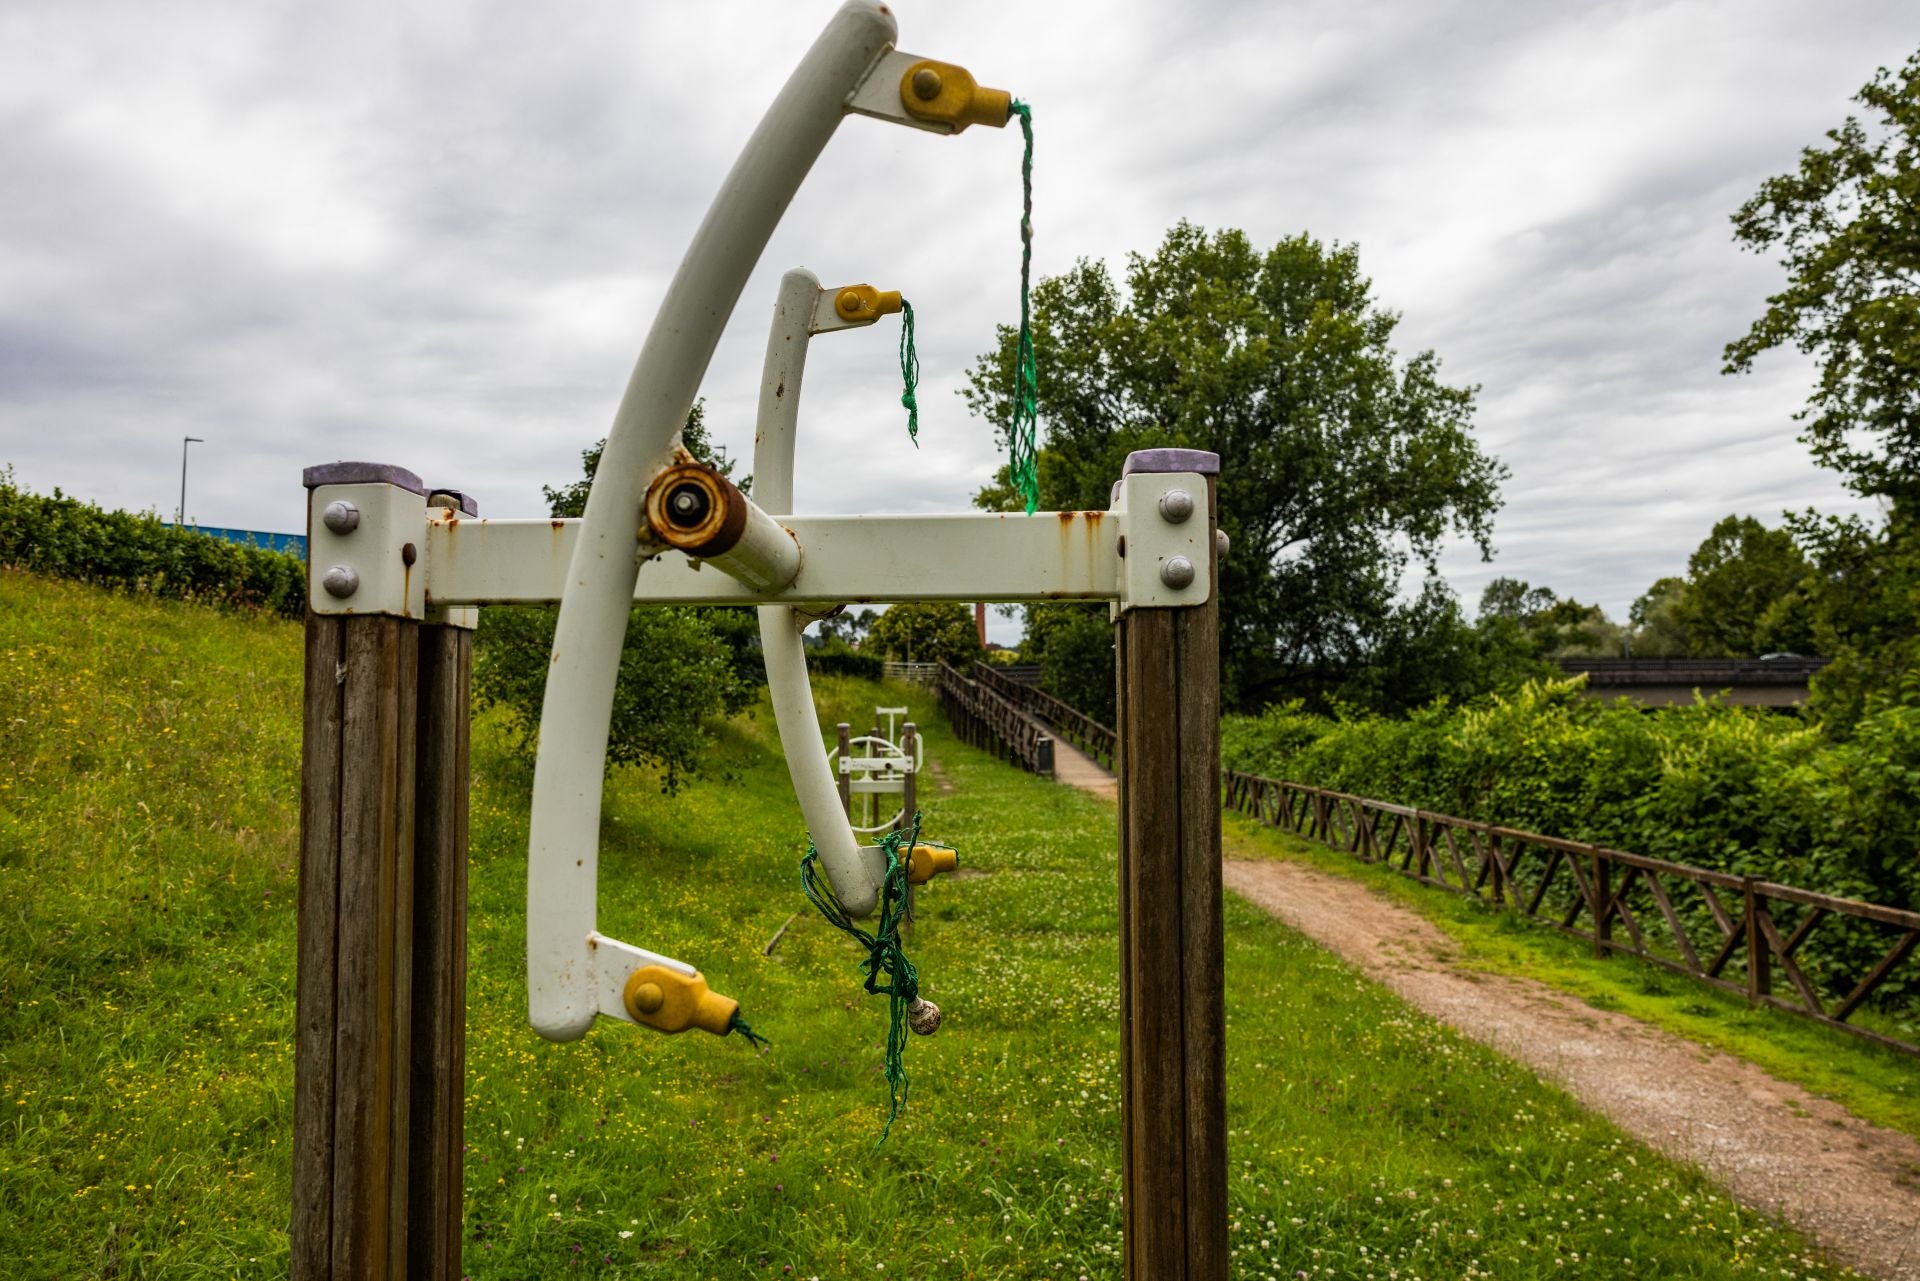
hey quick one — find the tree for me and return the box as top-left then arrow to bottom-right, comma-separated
864,602 -> 983,670
1016,603 -> 1115,724
1474,577 -> 1621,662
967,222 -> 1506,711
1672,515 -> 1814,657
472,405 -> 761,789
1724,49 -> 1920,503
1628,576 -> 1693,658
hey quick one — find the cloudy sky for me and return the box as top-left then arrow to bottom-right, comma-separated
1,0 -> 1911,644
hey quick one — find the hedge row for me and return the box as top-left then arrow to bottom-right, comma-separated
0,477 -> 306,617
1223,679 -> 1920,1011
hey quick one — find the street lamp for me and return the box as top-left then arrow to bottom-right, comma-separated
177,436 -> 204,525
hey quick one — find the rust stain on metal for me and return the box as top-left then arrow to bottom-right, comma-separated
551,520 -> 565,531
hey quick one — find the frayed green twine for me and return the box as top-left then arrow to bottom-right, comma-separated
799,814 -> 924,1144
898,299 -> 920,446
727,1010 -> 770,1050
1009,99 -> 1040,515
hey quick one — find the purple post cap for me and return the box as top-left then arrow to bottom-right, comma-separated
302,461 -> 425,493
428,488 -> 480,516
1122,448 -> 1221,476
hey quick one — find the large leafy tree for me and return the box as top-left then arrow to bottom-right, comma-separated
472,404 -> 762,789
863,602 -> 983,670
1674,515 -> 1814,657
1724,48 -> 1920,728
1724,50 -> 1920,502
967,223 -> 1506,710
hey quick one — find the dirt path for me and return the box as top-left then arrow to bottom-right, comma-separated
1224,858 -> 1920,1279
1036,744 -> 1920,1278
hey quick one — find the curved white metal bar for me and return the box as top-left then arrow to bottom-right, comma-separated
754,268 -> 887,913
526,2 -> 899,1042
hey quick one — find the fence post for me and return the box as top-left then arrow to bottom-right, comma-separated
1592,852 -> 1611,959
836,723 -> 852,818
293,469 -> 473,1281
1114,449 -> 1226,1281
900,722 -> 917,829
1745,876 -> 1771,1005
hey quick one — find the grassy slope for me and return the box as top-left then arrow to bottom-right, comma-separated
1224,812 -> 1920,1141
0,569 -> 1855,1279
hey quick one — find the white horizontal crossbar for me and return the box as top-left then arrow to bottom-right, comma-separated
424,511 -> 1122,607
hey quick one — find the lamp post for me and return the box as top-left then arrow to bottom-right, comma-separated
177,436 -> 204,525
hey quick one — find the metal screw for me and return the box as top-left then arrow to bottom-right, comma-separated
1216,528 -> 1231,559
838,288 -> 864,315
321,565 -> 360,599
321,500 -> 360,534
911,67 -> 943,101
1160,555 -> 1196,590
1158,488 -> 1194,524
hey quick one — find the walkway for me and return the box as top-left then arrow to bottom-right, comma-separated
1043,746 -> 1920,1280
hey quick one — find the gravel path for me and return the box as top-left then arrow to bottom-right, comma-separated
1225,857 -> 1920,1280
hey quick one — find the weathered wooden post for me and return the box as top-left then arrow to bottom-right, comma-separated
294,464 -> 473,1281
1592,851 -> 1612,960
1113,448 -> 1226,1281
900,722 -> 918,829
1745,876 -> 1772,1006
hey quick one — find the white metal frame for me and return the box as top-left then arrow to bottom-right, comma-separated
301,1 -> 1217,1046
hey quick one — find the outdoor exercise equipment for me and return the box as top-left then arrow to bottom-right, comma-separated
291,5 -> 1228,1277
827,711 -> 923,835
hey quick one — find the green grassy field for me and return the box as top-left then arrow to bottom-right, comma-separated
1224,813 -> 1920,1142
0,569 -> 1859,1278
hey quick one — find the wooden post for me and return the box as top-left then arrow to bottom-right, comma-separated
293,469 -> 473,1281
1114,449 -> 1226,1281
1745,876 -> 1771,1006
900,722 -> 918,830
1592,852 -> 1612,959
836,723 -> 852,819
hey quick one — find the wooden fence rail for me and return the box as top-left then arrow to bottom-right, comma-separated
1223,771 -> 1920,1058
936,662 -> 1054,778
972,662 -> 1118,770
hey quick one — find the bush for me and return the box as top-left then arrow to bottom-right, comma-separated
474,605 -> 759,791
0,470 -> 305,617
1224,679 -> 1920,1010
806,647 -> 883,680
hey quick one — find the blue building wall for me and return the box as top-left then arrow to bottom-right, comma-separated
168,524 -> 307,558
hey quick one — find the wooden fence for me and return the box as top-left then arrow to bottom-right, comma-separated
1224,771 -> 1920,1058
972,662 -> 1117,770
936,662 -> 1054,778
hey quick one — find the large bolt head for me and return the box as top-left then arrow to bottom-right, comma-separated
906,996 -> 943,1036
1216,528 -> 1231,559
911,67 -> 943,101
321,564 -> 360,599
321,499 -> 360,534
1158,488 -> 1195,524
1160,555 -> 1196,590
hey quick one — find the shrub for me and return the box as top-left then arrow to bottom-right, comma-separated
0,470 -> 305,617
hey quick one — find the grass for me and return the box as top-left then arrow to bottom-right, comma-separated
1223,810 -> 1920,1142
0,567 -> 1862,1278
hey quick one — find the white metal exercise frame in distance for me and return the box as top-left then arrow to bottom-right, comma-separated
301,1 -> 1217,1046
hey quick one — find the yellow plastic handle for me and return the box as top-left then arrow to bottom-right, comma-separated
622,965 -> 738,1036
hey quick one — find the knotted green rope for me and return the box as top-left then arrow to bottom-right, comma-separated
898,299 -> 920,446
727,1010 -> 770,1050
799,816 -> 925,1144
1009,99 -> 1040,515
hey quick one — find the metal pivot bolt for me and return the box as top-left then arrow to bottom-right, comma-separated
321,499 -> 361,534
1160,556 -> 1196,590
321,565 -> 360,599
911,67 -> 942,100
1158,488 -> 1194,524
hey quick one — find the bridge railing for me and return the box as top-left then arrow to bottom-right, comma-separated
973,662 -> 1116,770
1224,770 -> 1920,1059
936,662 -> 1054,778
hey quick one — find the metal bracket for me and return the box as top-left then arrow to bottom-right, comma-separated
304,464 -> 429,620
1111,469 -> 1217,614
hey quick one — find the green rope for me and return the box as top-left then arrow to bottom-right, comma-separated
799,815 -> 924,1144
898,299 -> 920,447
726,1010 -> 770,1050
1009,99 -> 1040,515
